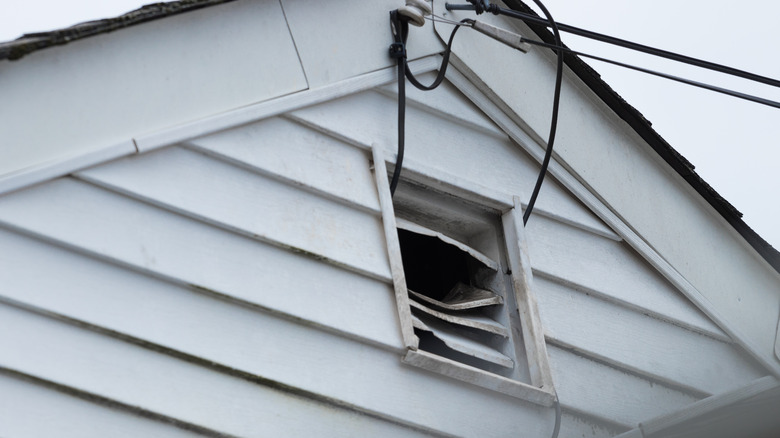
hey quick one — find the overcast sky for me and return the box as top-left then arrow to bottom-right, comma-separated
2,0 -> 778,251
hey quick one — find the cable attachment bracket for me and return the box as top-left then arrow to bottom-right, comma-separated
389,41 -> 407,59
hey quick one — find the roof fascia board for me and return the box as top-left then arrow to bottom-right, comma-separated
0,57 -> 440,197
0,140 -> 137,197
134,56 -> 441,152
434,1 -> 780,367
441,62 -> 780,378
0,0 -> 307,178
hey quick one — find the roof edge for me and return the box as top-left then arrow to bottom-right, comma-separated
0,0 -> 237,61
504,0 -> 780,273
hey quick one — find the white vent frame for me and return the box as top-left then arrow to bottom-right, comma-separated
371,144 -> 555,406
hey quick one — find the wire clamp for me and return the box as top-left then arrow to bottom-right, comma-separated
389,41 -> 407,59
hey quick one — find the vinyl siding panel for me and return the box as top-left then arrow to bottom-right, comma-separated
0,73 -> 770,438
282,83 -> 769,432
0,371 -> 212,438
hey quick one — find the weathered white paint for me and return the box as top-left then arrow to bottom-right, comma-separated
0,301 -> 559,438
0,227 -> 403,355
376,71 -> 506,138
0,140 -> 136,197
372,144 -> 418,350
0,305 -> 438,438
438,2 -> 780,367
76,146 -> 391,282
289,88 -> 618,238
185,116 -> 381,214
0,372 -> 207,438
411,315 -> 513,367
410,300 -> 508,337
135,55 -> 441,153
536,276 -> 763,396
548,346 -> 700,427
525,215 -> 727,340
280,0 -> 444,88
0,3 -> 775,434
402,349 -> 554,405
503,197 -> 555,392
0,0 -> 306,178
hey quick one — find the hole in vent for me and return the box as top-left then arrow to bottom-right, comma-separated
397,228 -> 471,301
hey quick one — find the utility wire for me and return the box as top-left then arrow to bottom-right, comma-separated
523,0 -> 563,225
445,2 -> 780,89
520,37 -> 780,110
388,12 -> 468,196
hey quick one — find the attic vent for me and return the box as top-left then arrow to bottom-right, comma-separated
397,219 -> 514,374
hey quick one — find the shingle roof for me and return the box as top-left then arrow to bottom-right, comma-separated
0,0 -> 236,61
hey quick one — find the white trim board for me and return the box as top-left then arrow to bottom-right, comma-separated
442,64 -> 780,378
0,140 -> 137,197
134,56 -> 441,153
0,57 -> 440,200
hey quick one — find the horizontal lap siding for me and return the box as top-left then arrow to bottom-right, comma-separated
289,86 -> 641,436
0,293 -> 558,437
0,305 -> 436,438
0,181 -> 401,351
0,371 -> 210,438
289,84 -> 768,430
289,88 -> 618,239
526,215 -> 726,339
0,112 -> 566,437
0,116 -> 448,435
527,214 -> 766,427
77,145 -> 390,282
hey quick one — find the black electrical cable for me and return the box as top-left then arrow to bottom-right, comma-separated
523,0 -> 563,225
520,37 -> 780,110
388,12 -> 470,196
551,397 -> 561,438
389,11 -> 407,197
446,2 -> 780,89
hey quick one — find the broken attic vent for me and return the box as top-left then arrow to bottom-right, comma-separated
397,219 -> 515,375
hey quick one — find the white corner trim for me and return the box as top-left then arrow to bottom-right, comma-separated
639,375 -> 780,435
0,140 -> 137,197
443,64 -> 780,379
134,56 -> 442,153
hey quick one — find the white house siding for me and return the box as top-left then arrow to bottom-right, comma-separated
0,112 -> 565,437
0,69 -> 769,438
284,78 -> 769,430
0,0 -> 308,177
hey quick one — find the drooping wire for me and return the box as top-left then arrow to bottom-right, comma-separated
551,397 -> 561,438
446,2 -> 780,89
523,0 -> 563,225
388,12 -> 471,196
520,37 -> 780,110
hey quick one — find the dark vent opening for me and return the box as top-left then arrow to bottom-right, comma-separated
398,228 -> 471,301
